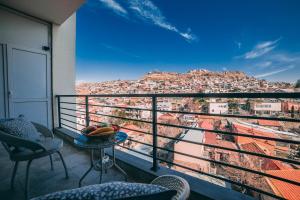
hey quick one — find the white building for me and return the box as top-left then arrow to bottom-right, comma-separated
250,101 -> 282,115
208,102 -> 228,114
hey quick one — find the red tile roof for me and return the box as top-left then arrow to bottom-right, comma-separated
266,169 -> 300,200
199,120 -> 214,130
204,132 -> 217,144
240,142 -> 292,170
158,113 -> 176,121
257,119 -> 281,127
120,124 -> 142,136
241,142 -> 265,154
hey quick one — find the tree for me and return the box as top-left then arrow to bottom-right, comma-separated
291,106 -> 295,118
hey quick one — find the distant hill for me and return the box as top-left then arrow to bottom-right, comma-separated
76,69 -> 293,94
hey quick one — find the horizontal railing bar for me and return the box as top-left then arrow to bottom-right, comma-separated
157,122 -> 300,144
60,107 -> 86,114
117,145 -> 152,158
156,133 -> 300,166
61,112 -> 85,120
156,146 -> 300,186
127,138 -> 153,147
157,157 -> 284,200
61,118 -> 85,127
57,92 -> 300,99
119,126 -> 152,135
89,112 -> 152,124
89,103 -> 152,111
60,123 -> 81,132
157,109 -> 300,123
60,101 -> 86,106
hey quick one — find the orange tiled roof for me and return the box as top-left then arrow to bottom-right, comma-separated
257,119 -> 281,127
241,142 -> 265,154
158,113 -> 176,121
120,124 -> 142,136
266,169 -> 300,200
240,142 -> 292,170
199,120 -> 214,130
233,123 -> 278,139
204,131 -> 216,144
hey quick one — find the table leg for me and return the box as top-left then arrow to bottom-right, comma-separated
112,146 -> 128,181
99,148 -> 104,184
79,150 -> 94,187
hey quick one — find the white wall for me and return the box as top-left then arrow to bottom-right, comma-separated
252,102 -> 281,112
52,13 -> 76,127
0,8 -> 49,48
209,102 -> 228,114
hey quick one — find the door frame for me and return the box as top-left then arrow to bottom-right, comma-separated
0,43 -> 8,118
6,44 -> 52,127
0,6 -> 53,128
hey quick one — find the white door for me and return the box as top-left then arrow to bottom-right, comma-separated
6,45 -> 51,127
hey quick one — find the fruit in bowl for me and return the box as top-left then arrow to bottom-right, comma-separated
87,127 -> 114,137
112,124 -> 120,132
81,125 -> 97,135
81,123 -> 120,139
96,122 -> 108,128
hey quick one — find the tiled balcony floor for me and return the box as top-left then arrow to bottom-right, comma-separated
0,139 -> 132,200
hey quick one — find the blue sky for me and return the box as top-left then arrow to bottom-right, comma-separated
76,0 -> 300,83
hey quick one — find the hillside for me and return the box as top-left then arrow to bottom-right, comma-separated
76,69 -> 293,94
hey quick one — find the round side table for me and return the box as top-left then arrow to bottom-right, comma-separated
74,131 -> 128,187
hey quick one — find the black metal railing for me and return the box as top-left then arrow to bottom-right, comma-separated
56,93 -> 300,200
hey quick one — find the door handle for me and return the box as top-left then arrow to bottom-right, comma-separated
8,90 -> 12,97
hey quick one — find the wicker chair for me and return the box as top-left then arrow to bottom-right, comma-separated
151,175 -> 190,200
0,122 -> 69,200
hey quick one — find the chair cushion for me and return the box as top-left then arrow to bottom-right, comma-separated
31,182 -> 177,200
0,116 -> 40,141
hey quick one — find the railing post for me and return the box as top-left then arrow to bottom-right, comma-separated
85,96 -> 90,127
151,96 -> 159,171
57,96 -> 62,128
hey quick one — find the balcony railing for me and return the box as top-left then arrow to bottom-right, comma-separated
56,93 -> 300,200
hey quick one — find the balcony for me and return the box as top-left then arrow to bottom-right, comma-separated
0,3 -> 299,199
49,92 -> 300,200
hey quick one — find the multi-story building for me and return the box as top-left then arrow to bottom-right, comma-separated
250,100 -> 282,115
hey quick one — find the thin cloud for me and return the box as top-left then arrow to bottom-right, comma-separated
129,0 -> 197,42
256,61 -> 272,68
242,38 -> 281,59
100,43 -> 141,58
255,65 -> 294,78
99,0 -> 127,15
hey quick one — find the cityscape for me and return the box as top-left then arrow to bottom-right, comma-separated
75,69 -> 300,199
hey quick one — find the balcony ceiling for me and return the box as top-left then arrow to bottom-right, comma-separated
0,0 -> 85,24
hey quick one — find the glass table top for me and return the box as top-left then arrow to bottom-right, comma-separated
74,131 -> 128,149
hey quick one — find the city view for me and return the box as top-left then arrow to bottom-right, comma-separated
73,69 -> 300,199
73,0 -> 300,199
